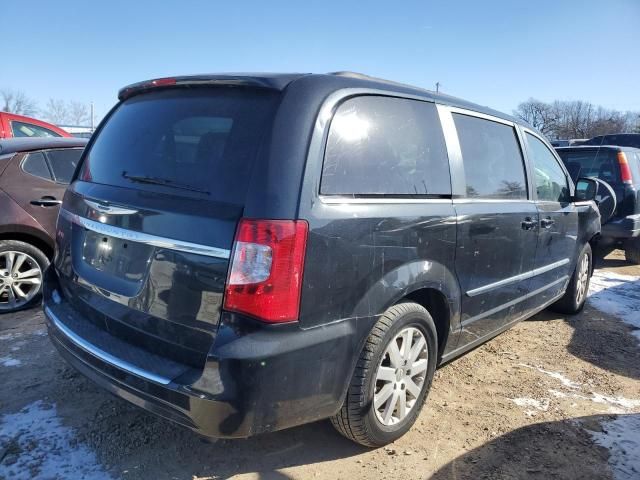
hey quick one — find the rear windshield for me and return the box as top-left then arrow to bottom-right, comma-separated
81,88 -> 279,203
557,149 -> 619,183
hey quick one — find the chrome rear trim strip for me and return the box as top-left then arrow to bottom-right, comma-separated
466,258 -> 570,297
45,306 -> 171,385
60,209 -> 231,259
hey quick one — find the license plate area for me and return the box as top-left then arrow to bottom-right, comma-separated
82,230 -> 152,282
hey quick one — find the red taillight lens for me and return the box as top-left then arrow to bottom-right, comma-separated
224,219 -> 308,323
618,152 -> 633,184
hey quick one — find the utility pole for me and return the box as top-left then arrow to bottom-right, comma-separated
435,82 -> 441,93
90,102 -> 94,132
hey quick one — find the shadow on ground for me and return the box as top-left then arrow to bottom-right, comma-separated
63,387 -> 368,480
429,414 -> 626,480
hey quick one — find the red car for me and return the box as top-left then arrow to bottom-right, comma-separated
0,111 -> 71,139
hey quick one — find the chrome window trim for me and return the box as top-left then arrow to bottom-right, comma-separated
319,196 -> 452,205
45,306 -> 172,385
466,258 -> 570,297
59,209 -> 231,260
446,106 -> 516,127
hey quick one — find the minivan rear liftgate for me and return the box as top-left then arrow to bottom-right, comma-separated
45,85 -> 281,388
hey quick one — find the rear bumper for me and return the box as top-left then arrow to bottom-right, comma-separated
44,282 -> 360,439
601,214 -> 640,239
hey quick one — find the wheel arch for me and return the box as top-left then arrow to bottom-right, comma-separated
0,228 -> 54,259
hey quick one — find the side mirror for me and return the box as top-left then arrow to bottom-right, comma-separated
573,177 -> 598,202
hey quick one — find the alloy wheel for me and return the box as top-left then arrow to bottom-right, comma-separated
575,252 -> 590,305
0,251 -> 43,312
373,326 -> 429,426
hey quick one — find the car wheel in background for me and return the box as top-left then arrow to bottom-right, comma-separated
331,302 -> 437,446
0,240 -> 49,314
625,238 -> 640,264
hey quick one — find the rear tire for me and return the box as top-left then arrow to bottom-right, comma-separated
624,238 -> 640,264
550,243 -> 592,314
0,240 -> 49,314
331,302 -> 437,447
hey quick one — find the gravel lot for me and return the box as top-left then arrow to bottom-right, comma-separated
1,250 -> 639,480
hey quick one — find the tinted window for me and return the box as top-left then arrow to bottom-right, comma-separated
81,89 -> 278,203
22,152 -> 53,180
453,114 -> 527,199
11,121 -> 61,138
526,133 -> 570,202
45,148 -> 83,183
321,96 -> 451,196
556,149 -> 619,183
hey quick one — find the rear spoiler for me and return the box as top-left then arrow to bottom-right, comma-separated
118,74 -> 307,100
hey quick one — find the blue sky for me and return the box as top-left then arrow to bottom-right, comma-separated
4,0 -> 639,122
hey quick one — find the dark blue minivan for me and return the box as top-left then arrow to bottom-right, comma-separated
44,72 -> 600,446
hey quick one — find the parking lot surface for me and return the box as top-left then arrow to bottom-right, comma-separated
1,251 -> 639,480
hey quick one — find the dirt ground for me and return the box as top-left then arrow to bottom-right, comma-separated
1,250 -> 639,480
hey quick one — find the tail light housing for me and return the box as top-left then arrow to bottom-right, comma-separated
224,219 -> 308,323
618,152 -> 633,184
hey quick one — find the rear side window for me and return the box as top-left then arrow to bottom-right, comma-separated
11,121 -> 61,138
453,114 -> 527,199
45,148 -> 83,184
81,89 -> 278,202
556,150 -> 619,183
525,133 -> 570,202
321,96 -> 451,196
22,152 -> 53,180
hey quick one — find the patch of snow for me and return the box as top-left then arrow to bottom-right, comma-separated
10,341 -> 26,352
512,397 -> 549,411
0,401 -> 111,480
588,271 -> 640,342
588,414 -> 640,480
549,389 -> 640,414
0,332 -> 21,341
0,357 -> 21,367
519,364 -> 581,389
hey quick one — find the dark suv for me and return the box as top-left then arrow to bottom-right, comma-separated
44,73 -> 600,446
556,145 -> 640,263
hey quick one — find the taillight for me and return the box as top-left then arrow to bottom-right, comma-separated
618,152 -> 633,184
224,219 -> 308,323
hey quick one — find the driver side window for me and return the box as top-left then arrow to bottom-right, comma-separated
526,133 -> 570,202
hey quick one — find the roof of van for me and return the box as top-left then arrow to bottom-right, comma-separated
118,72 -> 525,127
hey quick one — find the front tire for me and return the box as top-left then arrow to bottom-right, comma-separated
331,302 -> 437,447
550,243 -> 592,314
0,240 -> 49,314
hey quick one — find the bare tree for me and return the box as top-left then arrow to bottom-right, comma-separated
67,101 -> 89,126
516,98 -> 640,140
1,89 -> 38,116
513,98 -> 557,135
43,99 -> 90,125
43,99 -> 68,125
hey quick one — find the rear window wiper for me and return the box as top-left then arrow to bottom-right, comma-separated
122,172 -> 210,195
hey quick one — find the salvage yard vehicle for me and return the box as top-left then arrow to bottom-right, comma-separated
44,72 -> 600,446
557,146 -> 640,263
0,137 -> 87,312
0,111 -> 71,139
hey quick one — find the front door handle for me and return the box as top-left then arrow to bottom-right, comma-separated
30,196 -> 62,207
541,217 -> 555,229
521,217 -> 536,230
